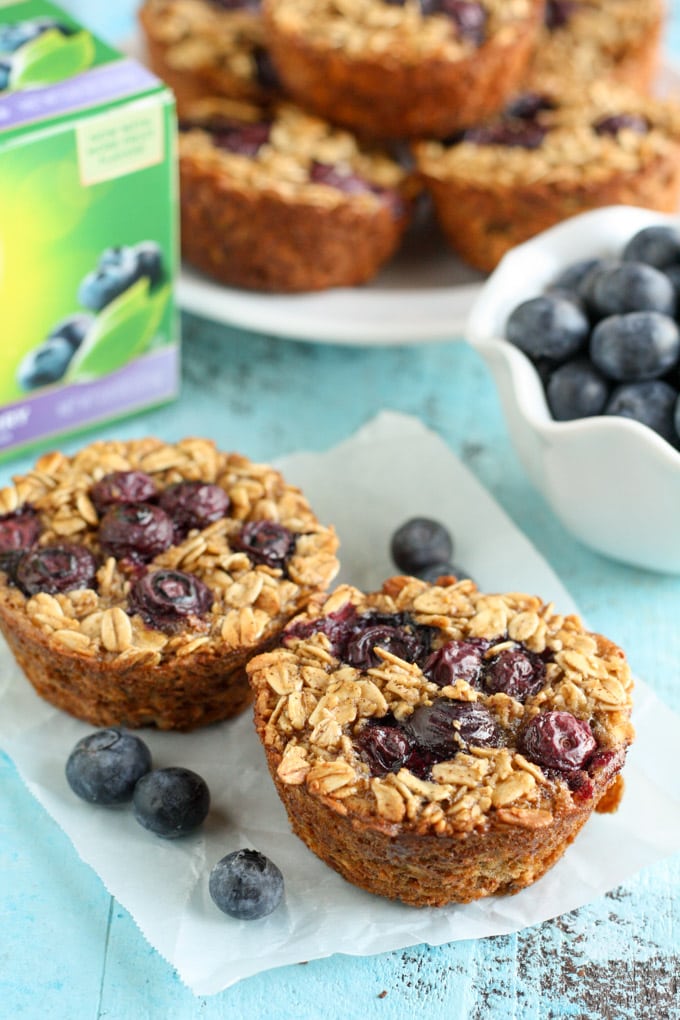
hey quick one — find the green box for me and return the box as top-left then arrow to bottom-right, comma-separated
0,0 -> 179,458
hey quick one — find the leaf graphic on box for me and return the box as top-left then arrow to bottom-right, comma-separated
66,279 -> 170,382
10,30 -> 96,90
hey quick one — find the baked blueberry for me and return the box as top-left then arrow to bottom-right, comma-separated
622,225 -> 680,269
605,380 -> 679,445
544,0 -> 577,29
0,508 -> 41,574
390,517 -> 453,575
65,728 -> 152,804
209,849 -> 284,920
158,481 -> 229,537
423,638 -> 488,688
17,336 -> 76,390
90,471 -> 157,515
211,118 -> 272,157
253,46 -> 279,91
309,162 -> 405,219
590,311 -> 680,381
519,710 -> 596,770
483,646 -> 546,702
506,294 -> 589,361
462,120 -> 548,150
132,766 -> 210,838
234,520 -> 295,570
128,568 -> 214,632
99,503 -> 174,562
546,359 -> 609,420
405,699 -> 503,757
588,262 -> 675,318
15,544 -> 97,596
344,620 -> 429,670
356,717 -> 415,775
504,93 -> 556,121
593,113 -> 649,137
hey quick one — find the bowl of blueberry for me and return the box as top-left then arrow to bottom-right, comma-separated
466,206 -> 680,574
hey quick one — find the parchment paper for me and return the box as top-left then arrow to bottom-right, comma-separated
1,412 -> 678,995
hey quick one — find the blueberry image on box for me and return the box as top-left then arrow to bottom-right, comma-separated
78,243 -> 165,312
0,18 -> 94,93
16,314 -> 92,390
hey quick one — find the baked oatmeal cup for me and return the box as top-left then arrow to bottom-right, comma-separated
139,0 -> 280,110
415,81 -> 680,272
247,576 -> 634,907
0,438 -> 338,730
261,0 -> 545,140
178,97 -> 414,292
528,0 -> 665,95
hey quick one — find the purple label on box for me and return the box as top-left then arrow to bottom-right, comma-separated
0,348 -> 178,450
0,58 -> 160,133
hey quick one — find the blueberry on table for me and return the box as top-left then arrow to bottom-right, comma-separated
590,311 -> 680,382
605,380 -> 679,446
589,262 -> 676,318
132,767 -> 210,838
622,225 -> 680,269
505,294 -> 589,361
546,359 -> 609,420
65,729 -> 152,805
17,336 -> 76,390
390,517 -> 453,574
209,849 -> 284,921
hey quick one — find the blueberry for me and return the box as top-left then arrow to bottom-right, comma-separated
545,0 -> 577,29
158,481 -> 229,538
415,561 -> 472,584
209,849 -> 284,920
506,294 -> 589,361
47,313 -> 93,351
622,225 -> 680,269
675,394 -> 680,444
132,241 -> 165,288
593,113 -> 649,137
78,249 -> 139,312
483,646 -> 546,702
547,258 -> 600,297
589,262 -> 675,318
90,471 -> 157,515
390,517 -> 453,574
128,568 -> 214,632
17,337 -> 76,389
0,508 -> 41,558
662,264 -> 680,299
98,246 -> 133,270
15,543 -> 97,595
309,162 -> 405,219
504,93 -> 556,120
344,621 -> 429,669
422,638 -> 488,688
462,120 -> 548,150
355,718 -> 415,775
234,520 -> 295,570
405,699 -> 503,756
209,118 -> 272,157
65,729 -> 152,805
424,1 -> 487,45
519,711 -> 596,770
546,359 -> 610,420
132,766 -> 210,838
253,46 -> 280,91
576,259 -> 619,316
590,311 -> 680,381
605,380 -> 679,445
99,502 -> 174,562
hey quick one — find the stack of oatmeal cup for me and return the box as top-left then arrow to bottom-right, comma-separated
139,0 -> 678,288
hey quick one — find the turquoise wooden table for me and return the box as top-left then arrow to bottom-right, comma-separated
2,4 -> 680,1017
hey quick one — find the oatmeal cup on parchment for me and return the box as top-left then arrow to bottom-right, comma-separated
139,0 -> 280,110
0,438 -> 338,730
261,0 -> 545,140
247,576 -> 634,907
178,97 -> 415,292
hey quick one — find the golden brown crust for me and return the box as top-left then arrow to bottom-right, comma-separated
415,82 -> 680,273
178,99 -> 412,291
261,0 -> 545,139
0,438 -> 339,730
139,0 -> 277,110
247,578 -> 634,906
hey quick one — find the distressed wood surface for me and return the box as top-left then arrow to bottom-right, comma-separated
2,3 -> 680,1016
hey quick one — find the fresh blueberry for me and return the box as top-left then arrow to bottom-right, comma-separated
415,561 -> 472,584
547,258 -> 600,298
506,294 -> 589,361
390,517 -> 453,574
90,471 -> 157,515
519,711 -> 596,770
622,225 -> 680,269
590,311 -> 680,381
99,503 -> 174,562
605,380 -> 679,445
65,729 -> 152,805
662,263 -> 680,299
46,313 -> 93,351
588,262 -> 675,318
675,393 -> 680,444
576,259 -> 619,316
17,337 -> 76,389
234,520 -> 295,570
132,767 -> 210,838
209,849 -> 284,920
78,249 -> 139,312
483,646 -> 546,702
546,359 -> 610,420
15,544 -> 97,596
128,568 -> 214,632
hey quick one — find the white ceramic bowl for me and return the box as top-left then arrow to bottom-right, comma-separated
466,206 -> 680,574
